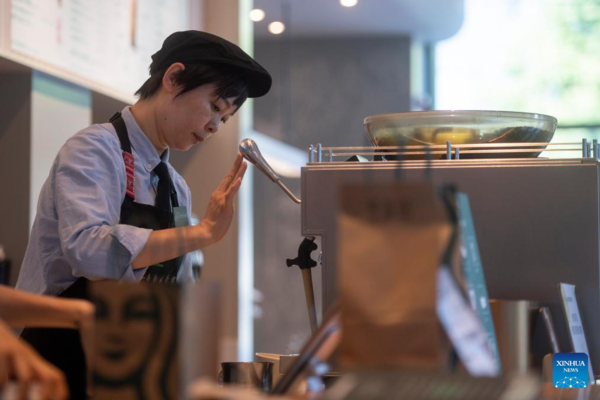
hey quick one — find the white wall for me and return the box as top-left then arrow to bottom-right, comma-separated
30,71 -> 91,226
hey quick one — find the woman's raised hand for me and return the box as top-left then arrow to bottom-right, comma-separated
200,153 -> 247,245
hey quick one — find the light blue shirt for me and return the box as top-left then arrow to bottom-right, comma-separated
16,107 -> 195,295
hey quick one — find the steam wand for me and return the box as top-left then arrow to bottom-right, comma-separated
239,138 -> 302,204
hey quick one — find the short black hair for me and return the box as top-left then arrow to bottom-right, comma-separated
135,63 -> 249,109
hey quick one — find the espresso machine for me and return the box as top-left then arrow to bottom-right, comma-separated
241,110 -> 600,372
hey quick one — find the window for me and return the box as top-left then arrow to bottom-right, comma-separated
436,0 -> 600,155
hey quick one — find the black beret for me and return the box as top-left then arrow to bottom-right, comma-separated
150,30 -> 272,98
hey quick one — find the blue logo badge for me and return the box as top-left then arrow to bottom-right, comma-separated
553,353 -> 589,388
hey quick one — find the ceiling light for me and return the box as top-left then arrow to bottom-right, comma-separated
249,9 -> 265,22
268,21 -> 285,35
340,0 -> 358,7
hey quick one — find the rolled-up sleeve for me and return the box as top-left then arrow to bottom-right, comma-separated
54,131 -> 151,280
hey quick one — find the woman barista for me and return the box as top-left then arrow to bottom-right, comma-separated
16,30 -> 272,398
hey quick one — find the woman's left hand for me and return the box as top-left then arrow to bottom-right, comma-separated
200,153 -> 247,245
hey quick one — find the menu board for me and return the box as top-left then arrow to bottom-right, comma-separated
10,0 -> 190,96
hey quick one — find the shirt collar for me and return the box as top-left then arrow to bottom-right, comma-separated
120,107 -> 170,171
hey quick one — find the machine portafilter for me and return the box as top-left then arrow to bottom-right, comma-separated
239,139 -> 319,333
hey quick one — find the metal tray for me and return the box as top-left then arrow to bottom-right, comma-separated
364,110 -> 557,159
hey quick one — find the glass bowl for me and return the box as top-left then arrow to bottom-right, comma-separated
364,110 -> 557,159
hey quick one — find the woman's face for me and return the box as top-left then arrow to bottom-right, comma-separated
157,83 -> 238,151
94,284 -> 158,381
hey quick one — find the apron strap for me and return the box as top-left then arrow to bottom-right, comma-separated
110,112 -> 132,153
110,112 -> 136,200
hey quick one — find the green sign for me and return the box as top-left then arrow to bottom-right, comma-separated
457,193 -> 502,372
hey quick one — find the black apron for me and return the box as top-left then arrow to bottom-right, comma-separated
21,112 -> 183,398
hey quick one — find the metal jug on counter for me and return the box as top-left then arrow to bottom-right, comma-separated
220,362 -> 274,392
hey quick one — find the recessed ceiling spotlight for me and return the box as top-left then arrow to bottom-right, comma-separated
249,9 -> 265,22
340,0 -> 358,7
268,21 -> 285,35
